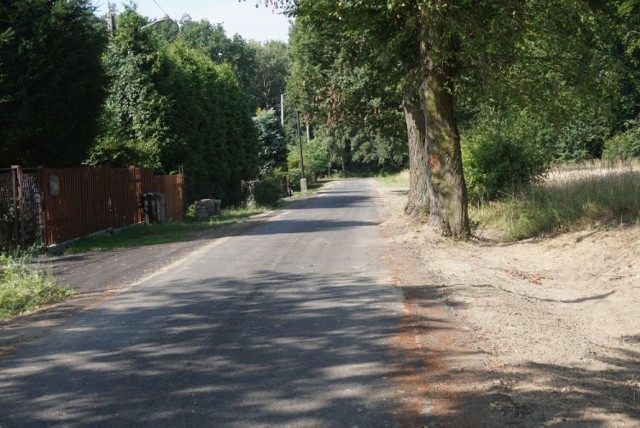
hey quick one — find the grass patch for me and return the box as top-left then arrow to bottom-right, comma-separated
375,170 -> 410,188
283,180 -> 327,200
0,254 -> 75,320
472,171 -> 640,240
64,208 -> 265,254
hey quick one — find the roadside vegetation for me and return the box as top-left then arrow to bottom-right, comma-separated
0,254 -> 74,320
377,164 -> 640,241
63,208 -> 264,254
375,171 -> 410,188
474,170 -> 640,240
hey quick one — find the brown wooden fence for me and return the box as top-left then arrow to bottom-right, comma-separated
154,174 -> 184,220
2,166 -> 182,246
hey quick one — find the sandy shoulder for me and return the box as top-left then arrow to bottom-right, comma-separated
377,183 -> 640,426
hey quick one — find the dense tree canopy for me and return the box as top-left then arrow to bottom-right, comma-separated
0,0 -> 106,167
250,40 -> 289,110
253,109 -> 288,176
88,7 -> 258,205
177,18 -> 261,112
5,0 -> 639,223
273,0 -> 640,237
287,12 -> 408,173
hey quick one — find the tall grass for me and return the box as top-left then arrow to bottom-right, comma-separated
472,170 -> 640,240
375,170 -> 410,187
0,254 -> 74,319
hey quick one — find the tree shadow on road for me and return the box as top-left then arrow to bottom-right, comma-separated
0,269 -> 438,427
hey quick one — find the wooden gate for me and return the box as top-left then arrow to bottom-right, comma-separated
0,166 -> 44,250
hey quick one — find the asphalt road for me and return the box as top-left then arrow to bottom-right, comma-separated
0,179 -> 408,427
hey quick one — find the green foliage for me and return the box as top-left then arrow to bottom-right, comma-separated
603,116 -> 640,161
90,8 -> 259,206
0,254 -> 75,319
178,18 -> 259,111
0,0 -> 107,167
473,171 -> 640,240
88,7 -> 170,170
253,179 -> 285,207
250,40 -> 289,109
288,139 -> 329,181
554,121 -> 610,162
462,112 -> 551,201
351,130 -> 408,171
287,9 -> 408,172
253,109 -> 288,176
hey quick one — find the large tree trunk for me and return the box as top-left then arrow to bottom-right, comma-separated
403,84 -> 431,218
419,7 -> 470,238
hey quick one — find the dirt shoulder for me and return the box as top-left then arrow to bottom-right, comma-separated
377,183 -> 640,426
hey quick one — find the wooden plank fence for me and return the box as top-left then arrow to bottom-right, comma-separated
35,166 -> 183,245
154,174 -> 184,220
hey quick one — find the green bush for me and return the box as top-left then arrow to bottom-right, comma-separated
0,254 -> 75,319
253,179 -> 285,207
462,112 -> 551,201
286,168 -> 305,192
603,117 -> 640,161
288,139 -> 329,182
554,120 -> 609,162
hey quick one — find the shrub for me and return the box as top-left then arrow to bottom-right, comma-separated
253,109 -> 288,176
603,117 -> 640,161
462,111 -> 551,201
554,120 -> 609,162
253,179 -> 284,207
288,139 -> 329,183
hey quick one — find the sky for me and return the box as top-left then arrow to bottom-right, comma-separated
94,0 -> 291,42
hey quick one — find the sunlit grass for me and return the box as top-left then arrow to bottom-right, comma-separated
472,170 -> 640,240
375,170 -> 410,188
0,254 -> 75,320
64,208 -> 265,254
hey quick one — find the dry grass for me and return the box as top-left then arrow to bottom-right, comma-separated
473,161 -> 640,240
545,159 -> 640,183
375,163 -> 640,241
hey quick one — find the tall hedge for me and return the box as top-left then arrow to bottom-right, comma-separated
89,8 -> 258,206
0,0 -> 106,167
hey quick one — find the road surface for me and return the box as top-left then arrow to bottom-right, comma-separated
0,179 -> 410,427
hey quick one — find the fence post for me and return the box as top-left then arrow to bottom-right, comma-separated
10,166 -> 19,247
130,166 -> 144,223
37,166 -> 46,246
11,165 -> 25,249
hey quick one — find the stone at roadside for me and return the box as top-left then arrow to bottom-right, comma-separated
194,199 -> 222,220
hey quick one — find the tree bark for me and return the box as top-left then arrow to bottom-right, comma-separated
403,84 -> 430,218
418,6 -> 470,238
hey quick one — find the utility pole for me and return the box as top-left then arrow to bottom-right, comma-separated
296,111 -> 307,193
